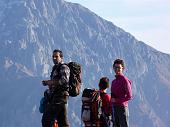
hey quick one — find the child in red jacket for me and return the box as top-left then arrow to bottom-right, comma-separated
99,77 -> 112,127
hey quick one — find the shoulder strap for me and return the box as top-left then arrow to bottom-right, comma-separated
91,90 -> 100,102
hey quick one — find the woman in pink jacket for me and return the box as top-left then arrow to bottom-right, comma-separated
111,59 -> 132,127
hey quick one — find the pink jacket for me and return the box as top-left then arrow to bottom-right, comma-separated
111,74 -> 132,107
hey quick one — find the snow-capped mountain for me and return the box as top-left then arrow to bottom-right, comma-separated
0,0 -> 170,127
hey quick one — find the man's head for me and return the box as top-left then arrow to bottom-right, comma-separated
52,49 -> 63,64
113,59 -> 125,75
98,77 -> 109,90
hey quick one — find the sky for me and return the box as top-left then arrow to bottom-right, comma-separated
66,0 -> 170,54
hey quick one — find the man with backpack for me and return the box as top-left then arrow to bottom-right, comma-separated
111,59 -> 132,127
41,49 -> 70,127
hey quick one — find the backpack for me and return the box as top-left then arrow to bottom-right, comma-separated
51,62 -> 81,97
81,88 -> 102,126
67,62 -> 81,97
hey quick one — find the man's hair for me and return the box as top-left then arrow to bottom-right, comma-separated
53,49 -> 63,58
98,77 -> 109,90
113,58 -> 125,68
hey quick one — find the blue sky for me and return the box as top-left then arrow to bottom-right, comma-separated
66,0 -> 170,54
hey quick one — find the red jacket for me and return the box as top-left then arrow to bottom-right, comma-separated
111,74 -> 132,107
100,91 -> 112,115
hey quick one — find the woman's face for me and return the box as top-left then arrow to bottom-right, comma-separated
113,63 -> 124,75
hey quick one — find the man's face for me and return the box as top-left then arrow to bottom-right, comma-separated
52,52 -> 62,64
113,63 -> 124,75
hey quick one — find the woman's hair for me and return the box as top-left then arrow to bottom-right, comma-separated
113,58 -> 125,68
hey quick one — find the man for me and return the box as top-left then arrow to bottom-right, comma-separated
111,59 -> 132,127
42,49 -> 70,127
98,77 -> 112,127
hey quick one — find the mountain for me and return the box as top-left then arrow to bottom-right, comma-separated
0,0 -> 170,127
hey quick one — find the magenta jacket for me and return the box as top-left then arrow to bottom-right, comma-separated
111,74 -> 132,107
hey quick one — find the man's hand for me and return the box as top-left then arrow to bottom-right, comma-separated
42,80 -> 54,86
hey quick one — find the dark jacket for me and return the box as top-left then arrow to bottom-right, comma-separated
50,62 -> 70,104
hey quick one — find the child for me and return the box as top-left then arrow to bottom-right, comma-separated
39,86 -> 58,127
99,77 -> 112,127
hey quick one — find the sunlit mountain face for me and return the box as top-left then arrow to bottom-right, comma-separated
0,0 -> 170,127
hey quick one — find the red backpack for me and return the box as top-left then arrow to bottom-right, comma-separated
81,88 -> 102,127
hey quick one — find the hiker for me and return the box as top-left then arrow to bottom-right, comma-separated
81,77 -> 112,127
39,88 -> 51,114
41,49 -> 70,127
111,59 -> 132,127
98,77 -> 112,127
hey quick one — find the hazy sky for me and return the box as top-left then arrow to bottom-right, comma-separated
66,0 -> 170,54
